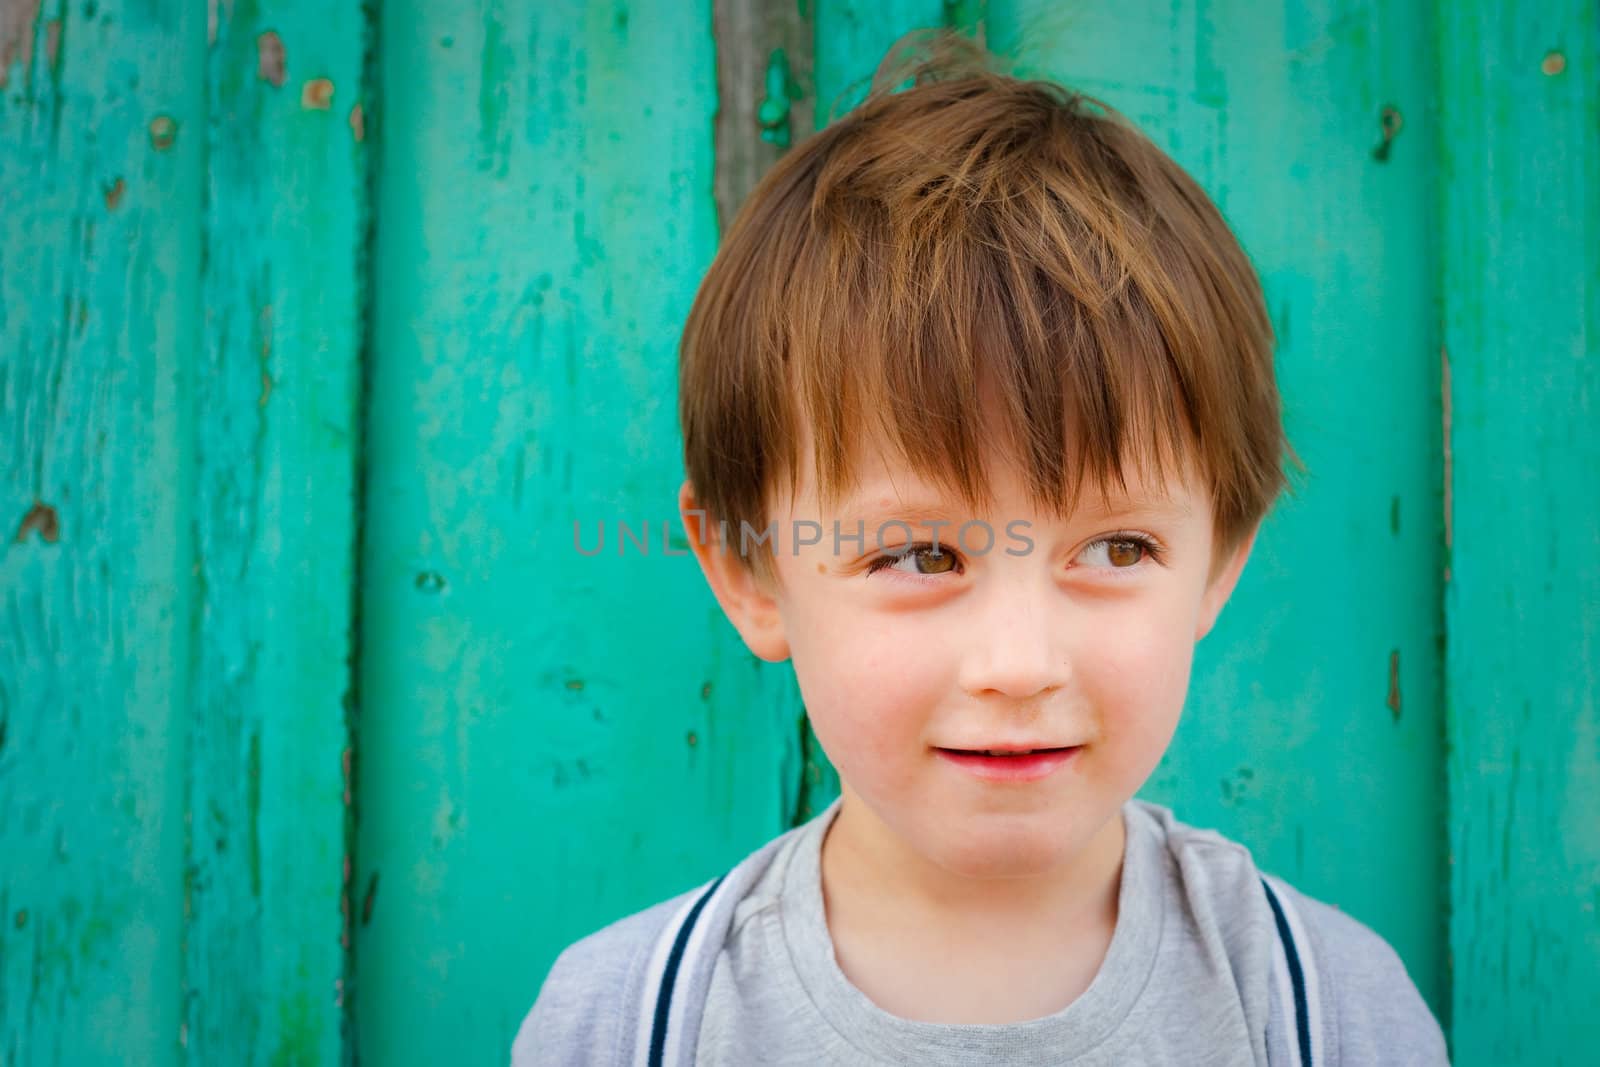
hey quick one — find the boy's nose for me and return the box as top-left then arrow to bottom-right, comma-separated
954,581 -> 1073,700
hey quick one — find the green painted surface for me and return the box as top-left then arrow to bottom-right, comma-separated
2,2 -> 207,1063
3,1 -> 1596,1063
813,0 -> 946,120
1438,2 -> 1600,1063
352,4 -> 804,1063
184,2 -> 368,1064
1,2 -> 365,1064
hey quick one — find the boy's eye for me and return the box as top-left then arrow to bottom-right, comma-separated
1079,534 -> 1164,572
865,543 -> 961,577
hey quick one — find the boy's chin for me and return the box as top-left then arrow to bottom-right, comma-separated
939,849 -> 1073,882
926,818 -> 1099,881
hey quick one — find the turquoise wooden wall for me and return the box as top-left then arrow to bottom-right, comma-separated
2,2 -> 1594,1064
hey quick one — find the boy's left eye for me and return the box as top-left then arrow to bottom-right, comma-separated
865,543 -> 961,577
1078,534 -> 1165,572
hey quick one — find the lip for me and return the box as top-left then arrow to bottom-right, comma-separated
933,745 -> 1082,783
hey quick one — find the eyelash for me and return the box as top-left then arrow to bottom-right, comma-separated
864,532 -> 1168,580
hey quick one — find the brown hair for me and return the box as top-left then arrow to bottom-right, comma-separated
679,29 -> 1303,589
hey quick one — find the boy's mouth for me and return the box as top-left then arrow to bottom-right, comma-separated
933,745 -> 1083,782
935,745 -> 1078,757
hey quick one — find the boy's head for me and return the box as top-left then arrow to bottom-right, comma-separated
677,32 -> 1301,878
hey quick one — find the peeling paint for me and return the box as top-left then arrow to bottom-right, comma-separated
13,500 -> 60,543
6,0 -> 363,1059
349,101 -> 364,141
758,48 -> 795,146
148,114 -> 178,150
257,30 -> 286,87
0,0 -> 45,90
1372,104 -> 1403,162
301,76 -> 333,109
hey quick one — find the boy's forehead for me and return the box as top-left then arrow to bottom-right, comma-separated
831,470 -> 1195,524
782,420 -> 1200,524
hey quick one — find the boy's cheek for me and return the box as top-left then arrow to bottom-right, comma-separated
802,674 -> 927,754
795,668 -> 941,785
1087,611 -> 1199,701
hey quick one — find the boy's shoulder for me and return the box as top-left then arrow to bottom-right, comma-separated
510,883 -> 700,1066
1132,798 -> 1448,1064
1266,875 -> 1451,1065
511,820 -> 803,1066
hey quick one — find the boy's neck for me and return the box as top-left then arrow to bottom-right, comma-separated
817,790 -> 1127,939
815,792 -> 1127,1022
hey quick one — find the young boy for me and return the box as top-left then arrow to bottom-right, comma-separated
515,31 -> 1449,1067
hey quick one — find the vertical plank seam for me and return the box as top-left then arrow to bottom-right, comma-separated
342,1 -> 384,1061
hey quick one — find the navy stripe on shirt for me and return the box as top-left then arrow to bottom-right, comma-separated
1261,876 -> 1313,1066
649,873 -> 728,1067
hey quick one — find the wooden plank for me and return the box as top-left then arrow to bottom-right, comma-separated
1439,2 -> 1600,1061
985,0 -> 1448,1019
711,0 -> 814,238
181,2 -> 368,1063
814,0 -> 950,121
0,2 -> 207,1063
353,3 -> 804,1062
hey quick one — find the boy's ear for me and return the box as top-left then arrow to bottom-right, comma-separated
678,480 -> 791,662
1194,520 -> 1261,642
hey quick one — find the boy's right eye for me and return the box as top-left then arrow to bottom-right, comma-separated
865,543 -> 963,577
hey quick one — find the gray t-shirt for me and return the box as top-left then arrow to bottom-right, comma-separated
512,795 -> 1450,1066
693,796 -> 1446,1065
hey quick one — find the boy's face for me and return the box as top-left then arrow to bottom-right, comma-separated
682,416 -> 1258,882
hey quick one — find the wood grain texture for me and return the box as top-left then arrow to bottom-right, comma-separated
1,2 -> 207,1063
1,2 -> 367,1062
183,2 -> 368,1064
1438,2 -> 1600,1062
353,4 -> 802,1062
814,0 -> 949,121
711,0 -> 815,238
